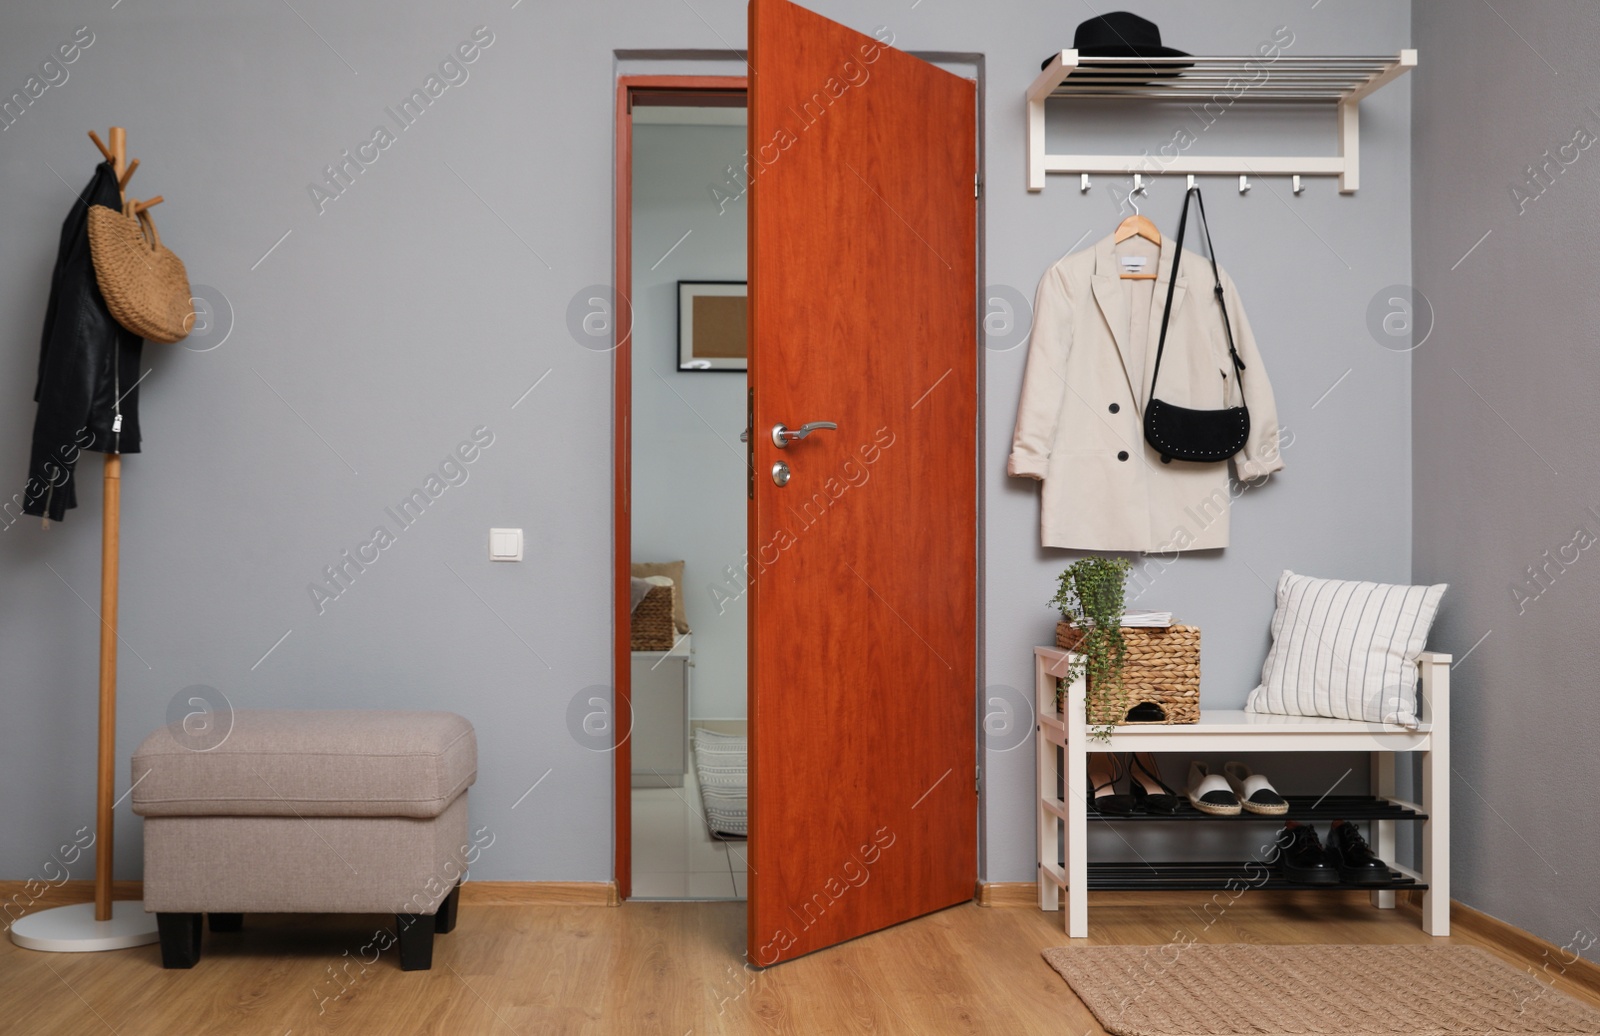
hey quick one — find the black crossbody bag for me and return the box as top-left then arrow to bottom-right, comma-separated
1144,186 -> 1250,464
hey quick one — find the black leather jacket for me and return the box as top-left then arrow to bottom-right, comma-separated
24,161 -> 144,521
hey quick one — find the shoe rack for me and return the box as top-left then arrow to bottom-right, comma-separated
1033,645 -> 1451,937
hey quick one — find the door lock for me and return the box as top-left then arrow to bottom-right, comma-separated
771,461 -> 791,487
771,421 -> 838,448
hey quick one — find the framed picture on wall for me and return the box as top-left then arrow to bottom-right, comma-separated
677,281 -> 748,371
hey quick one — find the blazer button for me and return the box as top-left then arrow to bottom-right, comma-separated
1117,450 -> 1129,462
1108,403 -> 1120,414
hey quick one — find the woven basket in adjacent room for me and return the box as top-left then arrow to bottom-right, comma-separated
631,585 -> 676,651
1055,621 -> 1200,725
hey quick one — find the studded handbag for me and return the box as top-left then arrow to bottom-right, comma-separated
1143,186 -> 1250,464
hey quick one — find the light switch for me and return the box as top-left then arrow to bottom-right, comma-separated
488,528 -> 523,562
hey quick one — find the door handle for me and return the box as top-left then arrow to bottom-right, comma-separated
771,421 -> 837,448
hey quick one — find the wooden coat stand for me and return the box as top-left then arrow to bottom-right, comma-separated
9,127 -> 162,953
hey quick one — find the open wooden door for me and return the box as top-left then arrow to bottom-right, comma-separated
746,0 -> 978,966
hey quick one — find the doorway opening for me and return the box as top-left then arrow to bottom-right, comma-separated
614,78 -> 749,902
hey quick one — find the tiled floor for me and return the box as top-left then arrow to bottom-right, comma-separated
632,761 -> 748,900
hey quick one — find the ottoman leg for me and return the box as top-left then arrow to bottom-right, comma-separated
396,914 -> 434,971
208,913 -> 243,933
157,913 -> 202,969
434,885 -> 461,934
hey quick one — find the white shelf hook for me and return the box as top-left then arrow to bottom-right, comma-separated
1239,174 -> 1252,195
1080,172 -> 1092,193
1293,175 -> 1305,195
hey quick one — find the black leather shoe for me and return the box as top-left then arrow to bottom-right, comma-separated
1088,753 -> 1137,815
1275,823 -> 1339,885
1327,820 -> 1393,885
1128,753 -> 1181,814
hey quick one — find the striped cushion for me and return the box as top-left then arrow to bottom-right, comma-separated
1245,571 -> 1446,728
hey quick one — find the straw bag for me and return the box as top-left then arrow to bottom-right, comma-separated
86,201 -> 194,344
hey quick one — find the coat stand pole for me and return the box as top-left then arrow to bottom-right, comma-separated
92,125 -> 127,925
94,452 -> 120,922
11,125 -> 159,953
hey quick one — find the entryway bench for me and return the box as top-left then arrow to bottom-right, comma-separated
1034,646 -> 1450,938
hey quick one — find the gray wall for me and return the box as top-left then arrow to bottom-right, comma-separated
0,0 -> 1413,886
1412,1 -> 1600,955
630,120 -> 748,721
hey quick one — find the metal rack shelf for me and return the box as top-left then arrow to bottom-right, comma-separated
1082,795 -> 1427,823
1025,50 -> 1417,192
1080,860 -> 1426,892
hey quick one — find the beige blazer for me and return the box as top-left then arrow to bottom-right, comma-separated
1009,232 -> 1284,552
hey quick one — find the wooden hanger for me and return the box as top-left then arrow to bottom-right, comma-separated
1114,183 -> 1160,280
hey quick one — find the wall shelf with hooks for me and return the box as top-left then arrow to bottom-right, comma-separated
1026,50 -> 1416,193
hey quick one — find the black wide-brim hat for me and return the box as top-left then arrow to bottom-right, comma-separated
1041,10 -> 1193,78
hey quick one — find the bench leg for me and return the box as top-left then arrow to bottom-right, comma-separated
1370,753 -> 1396,910
396,913 -> 434,971
208,913 -> 243,933
434,884 -> 461,934
157,913 -> 202,969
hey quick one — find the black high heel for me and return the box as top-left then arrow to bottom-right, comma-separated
1128,753 -> 1182,814
1088,753 -> 1137,815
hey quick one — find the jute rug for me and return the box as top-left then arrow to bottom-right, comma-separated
1042,944 -> 1600,1035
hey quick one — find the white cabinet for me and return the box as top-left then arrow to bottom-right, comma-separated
631,640 -> 692,789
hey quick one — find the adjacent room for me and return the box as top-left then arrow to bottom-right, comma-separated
2,1 -> 1597,1033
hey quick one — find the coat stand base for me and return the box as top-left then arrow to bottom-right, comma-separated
9,901 -> 159,953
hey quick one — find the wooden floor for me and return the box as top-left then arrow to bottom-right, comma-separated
6,892 -> 1598,1035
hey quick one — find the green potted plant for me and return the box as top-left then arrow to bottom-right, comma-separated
1052,556 -> 1133,741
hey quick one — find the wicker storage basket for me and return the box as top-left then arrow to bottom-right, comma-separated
631,585 -> 676,651
1055,621 -> 1200,725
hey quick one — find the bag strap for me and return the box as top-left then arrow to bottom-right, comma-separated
121,199 -> 162,252
1148,186 -> 1247,407
137,208 -> 162,253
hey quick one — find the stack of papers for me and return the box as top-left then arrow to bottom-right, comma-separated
1119,610 -> 1173,627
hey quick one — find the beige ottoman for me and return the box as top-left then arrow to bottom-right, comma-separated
132,710 -> 476,970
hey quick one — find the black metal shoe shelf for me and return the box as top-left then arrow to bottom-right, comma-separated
1080,861 -> 1425,892
1072,797 -> 1428,892
1092,795 -> 1424,822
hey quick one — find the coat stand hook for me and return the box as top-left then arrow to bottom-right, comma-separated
88,129 -> 113,163
1186,175 -> 1197,190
